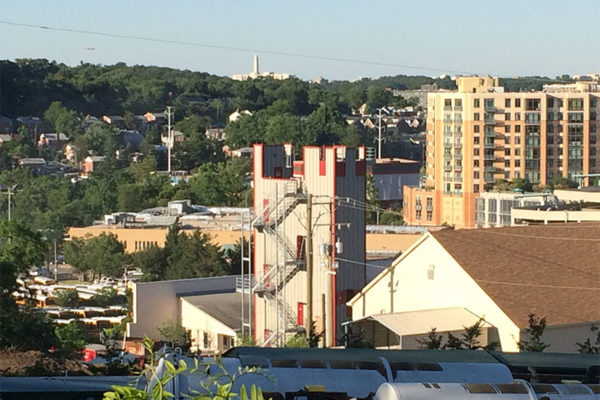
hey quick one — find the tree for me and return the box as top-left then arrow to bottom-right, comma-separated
43,101 -> 82,137
518,313 -> 550,352
54,288 -> 80,307
576,325 -> 600,354
550,175 -> 579,189
158,320 -> 192,352
366,86 -> 392,109
417,328 -> 444,350
133,245 -> 168,282
64,233 -> 128,279
55,322 -> 86,359
92,287 -> 119,307
164,229 -> 228,280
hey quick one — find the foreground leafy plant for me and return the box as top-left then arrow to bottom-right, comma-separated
103,336 -> 269,400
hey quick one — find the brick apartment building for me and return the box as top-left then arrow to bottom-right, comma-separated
404,76 -> 600,228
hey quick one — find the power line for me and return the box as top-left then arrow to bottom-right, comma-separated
0,20 -> 475,76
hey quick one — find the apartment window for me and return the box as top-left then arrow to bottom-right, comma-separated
568,98 -> 584,111
484,99 -> 495,109
592,99 -> 597,108
474,184 -> 480,192
591,111 -> 597,121
505,160 -> 510,167
505,125 -> 511,133
474,99 -> 480,108
505,98 -> 511,108
592,124 -> 597,133
426,197 -> 433,221
526,99 -> 541,111
515,137 -> 521,145
474,137 -> 480,145
505,149 -> 511,156
547,148 -> 553,156
474,159 -> 480,167
515,160 -> 521,167
444,99 -> 452,110
548,136 -> 554,145
505,113 -> 511,121
548,124 -> 554,133
474,171 -> 480,179
515,113 -> 521,121
505,136 -> 511,145
455,99 -> 462,108
548,98 -> 554,108
515,125 -> 521,133
415,196 -> 422,220
548,112 -> 554,121
515,99 -> 521,107
474,112 -> 480,121
474,125 -> 480,133
568,112 -> 584,123
557,112 -> 563,120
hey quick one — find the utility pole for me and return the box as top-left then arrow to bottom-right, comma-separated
166,106 -> 174,173
305,193 -> 313,340
376,108 -> 384,159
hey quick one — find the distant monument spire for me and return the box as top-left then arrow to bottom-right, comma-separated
253,55 -> 259,75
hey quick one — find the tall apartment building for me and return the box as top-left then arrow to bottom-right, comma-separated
248,144 -> 366,347
404,77 -> 600,228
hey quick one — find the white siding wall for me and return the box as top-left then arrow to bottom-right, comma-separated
180,298 -> 237,353
350,234 -> 521,351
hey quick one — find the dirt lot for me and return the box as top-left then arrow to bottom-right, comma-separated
0,350 -> 93,376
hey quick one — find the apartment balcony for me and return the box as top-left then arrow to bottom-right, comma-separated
454,153 -> 462,160
484,130 -> 496,138
444,153 -> 452,160
484,166 -> 496,172
444,164 -> 452,171
483,142 -> 496,149
454,165 -> 462,172
454,106 -> 463,112
444,141 -> 452,148
454,141 -> 462,148
483,153 -> 495,160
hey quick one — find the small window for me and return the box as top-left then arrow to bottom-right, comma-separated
270,359 -> 298,368
474,99 -> 480,108
497,384 -> 528,394
464,384 -> 496,394
474,113 -> 480,121
427,264 -> 435,280
505,98 -> 511,108
515,99 -> 521,107
532,384 -> 559,394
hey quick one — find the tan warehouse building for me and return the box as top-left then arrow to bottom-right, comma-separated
404,77 -> 600,228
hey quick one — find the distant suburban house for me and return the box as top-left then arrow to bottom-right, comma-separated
82,155 -> 105,176
102,115 -> 125,128
18,157 -> 47,171
119,130 -> 143,149
160,130 -> 184,147
205,127 -> 225,141
143,112 -> 167,124
37,133 -> 69,149
230,147 -> 253,158
228,109 -> 252,123
347,224 -> 600,352
0,116 -> 13,134
16,116 -> 45,135
0,134 -> 14,146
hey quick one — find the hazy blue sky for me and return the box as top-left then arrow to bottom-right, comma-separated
1,0 -> 599,81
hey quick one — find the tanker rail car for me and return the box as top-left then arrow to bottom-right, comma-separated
0,347 -> 598,400
374,381 -> 600,400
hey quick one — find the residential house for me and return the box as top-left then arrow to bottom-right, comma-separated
228,109 -> 252,123
102,115 -> 125,128
18,158 -> 47,174
347,224 -> 600,352
16,116 -> 45,135
0,116 -> 13,134
82,155 -> 105,176
37,133 -> 69,149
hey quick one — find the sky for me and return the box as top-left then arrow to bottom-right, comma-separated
1,0 -> 599,81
